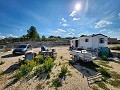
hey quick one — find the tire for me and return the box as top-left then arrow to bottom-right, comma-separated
74,55 -> 79,61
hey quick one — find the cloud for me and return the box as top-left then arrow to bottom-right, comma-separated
108,31 -> 113,34
73,18 -> 80,21
6,34 -> 18,38
60,18 -> 68,26
69,11 -> 76,17
0,35 -> 5,40
67,28 -> 75,32
62,23 -> 69,27
67,32 -> 74,37
54,28 -> 66,34
95,20 -> 112,28
62,18 -> 67,22
99,29 -> 108,32
83,0 -> 89,14
118,13 -> 120,17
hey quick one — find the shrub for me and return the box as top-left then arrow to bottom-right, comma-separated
92,86 -> 99,90
0,61 -> 5,65
110,71 -> 120,79
58,65 -> 68,78
98,68 -> 111,78
34,66 -> 43,74
20,65 -> 33,75
43,57 -> 54,72
52,78 -> 62,89
109,80 -> 120,87
96,82 -> 109,90
34,55 -> 45,64
102,56 -> 108,61
53,53 -> 57,60
14,71 -> 23,79
15,60 -> 35,79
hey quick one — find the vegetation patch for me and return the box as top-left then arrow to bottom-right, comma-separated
92,85 -> 99,90
97,68 -> 111,78
14,60 -> 36,79
96,82 -> 110,90
108,80 -> 120,88
110,71 -> 120,79
94,60 -> 112,68
34,55 -> 45,64
52,78 -> 62,90
15,55 -> 55,80
0,61 -> 5,65
58,65 -> 68,78
52,65 -> 70,89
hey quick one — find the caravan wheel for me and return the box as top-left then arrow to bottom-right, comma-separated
74,55 -> 79,61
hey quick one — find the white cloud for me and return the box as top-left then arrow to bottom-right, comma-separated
83,0 -> 89,14
0,35 -> 5,40
7,34 -> 18,38
60,18 -> 68,26
67,32 -> 74,37
62,18 -> 67,22
108,31 -> 113,34
54,28 -> 66,34
73,18 -> 80,21
118,13 -> 120,17
69,10 -> 76,17
95,20 -> 112,28
62,23 -> 68,27
99,29 -> 108,32
67,28 -> 75,32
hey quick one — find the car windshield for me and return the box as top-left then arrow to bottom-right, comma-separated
17,45 -> 27,48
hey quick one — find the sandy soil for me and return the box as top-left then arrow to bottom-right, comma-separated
0,46 -> 120,90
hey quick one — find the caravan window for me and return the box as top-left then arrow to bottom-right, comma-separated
85,39 -> 89,42
99,38 -> 104,43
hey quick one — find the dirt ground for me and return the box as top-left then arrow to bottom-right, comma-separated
0,46 -> 120,90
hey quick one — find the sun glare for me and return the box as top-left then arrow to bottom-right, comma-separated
75,3 -> 81,11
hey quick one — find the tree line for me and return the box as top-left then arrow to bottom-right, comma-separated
0,26 -> 73,45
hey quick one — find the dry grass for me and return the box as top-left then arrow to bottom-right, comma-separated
96,82 -> 110,90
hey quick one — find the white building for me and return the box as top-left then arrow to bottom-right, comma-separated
70,34 -> 108,50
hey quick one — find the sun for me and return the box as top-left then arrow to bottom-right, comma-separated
75,3 -> 81,11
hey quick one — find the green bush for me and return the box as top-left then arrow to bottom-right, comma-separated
15,60 -> 36,79
98,68 -> 111,78
0,61 -> 5,65
52,78 -> 62,89
43,57 -> 54,72
46,73 -> 50,79
102,56 -> 108,61
34,55 -> 45,64
96,82 -> 109,90
109,80 -> 120,87
34,66 -> 43,74
14,71 -> 23,79
58,65 -> 68,78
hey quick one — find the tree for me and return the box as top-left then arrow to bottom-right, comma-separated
42,35 -> 46,41
27,26 -> 39,39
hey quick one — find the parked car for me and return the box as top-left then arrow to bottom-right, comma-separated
12,44 -> 32,55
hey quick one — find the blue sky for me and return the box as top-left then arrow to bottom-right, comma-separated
0,0 -> 120,39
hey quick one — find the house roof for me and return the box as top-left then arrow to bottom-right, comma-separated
80,34 -> 108,37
